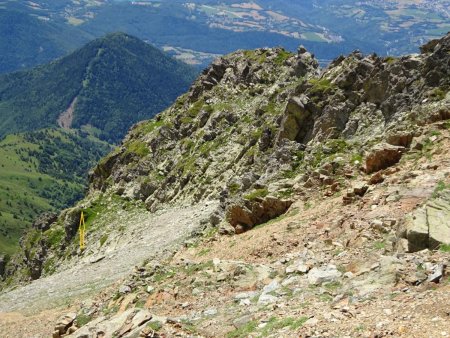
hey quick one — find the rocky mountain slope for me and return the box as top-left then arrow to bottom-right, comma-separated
0,33 -> 449,337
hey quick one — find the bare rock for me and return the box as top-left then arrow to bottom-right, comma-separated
405,190 -> 450,252
226,196 -> 292,233
308,265 -> 342,285
365,143 -> 405,174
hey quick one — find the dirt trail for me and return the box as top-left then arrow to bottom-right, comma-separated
0,202 -> 217,315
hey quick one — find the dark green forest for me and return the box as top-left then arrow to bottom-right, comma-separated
0,32 -> 197,143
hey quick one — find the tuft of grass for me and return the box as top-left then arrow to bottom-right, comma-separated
243,188 -> 269,201
147,320 -> 163,331
432,180 -> 449,198
99,233 -> 108,246
274,50 -> 293,65
385,56 -> 397,64
196,248 -> 211,257
260,316 -> 309,335
308,78 -> 337,95
374,241 -> 386,250
228,183 -> 240,195
439,244 -> 450,252
125,140 -> 149,157
135,299 -> 146,309
227,320 -> 258,338
76,313 -> 93,327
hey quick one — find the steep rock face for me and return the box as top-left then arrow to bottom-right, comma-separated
90,33 -> 449,217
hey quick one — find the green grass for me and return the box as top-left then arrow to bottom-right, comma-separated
439,244 -> 450,253
432,181 -> 449,198
308,78 -> 337,95
0,129 -> 110,255
76,313 -> 93,327
124,140 -> 150,157
147,321 -> 163,331
274,50 -> 293,65
260,316 -> 309,335
227,320 -> 258,338
227,316 -> 308,337
243,188 -> 269,201
99,233 -> 108,246
196,248 -> 211,257
373,241 -> 386,250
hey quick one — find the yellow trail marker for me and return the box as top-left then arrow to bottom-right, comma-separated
79,211 -> 86,250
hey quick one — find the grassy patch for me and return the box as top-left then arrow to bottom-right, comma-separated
76,313 -> 93,327
152,269 -> 176,282
135,299 -> 146,308
308,78 -> 337,95
274,50 -> 293,65
196,248 -> 211,257
147,320 -> 163,331
44,227 -> 65,248
227,320 -> 258,338
432,180 -> 449,198
373,241 -> 386,250
99,233 -> 108,246
243,188 -> 269,201
260,316 -> 309,336
439,244 -> 450,252
124,140 -> 149,157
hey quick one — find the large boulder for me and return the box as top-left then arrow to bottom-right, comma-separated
405,190 -> 450,252
365,143 -> 405,174
277,95 -> 311,143
226,196 -> 293,234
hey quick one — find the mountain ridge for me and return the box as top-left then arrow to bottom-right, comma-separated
0,33 -> 449,337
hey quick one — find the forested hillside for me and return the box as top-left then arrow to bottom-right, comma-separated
0,32 -> 197,143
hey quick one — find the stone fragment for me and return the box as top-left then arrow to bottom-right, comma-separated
119,285 -> 132,294
353,181 -> 368,196
308,265 -> 342,285
427,264 -> 444,283
369,171 -> 384,185
262,280 -> 280,294
233,314 -> 254,329
258,293 -> 278,305
55,313 -> 77,335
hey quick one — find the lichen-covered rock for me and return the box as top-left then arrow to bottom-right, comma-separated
405,190 -> 450,252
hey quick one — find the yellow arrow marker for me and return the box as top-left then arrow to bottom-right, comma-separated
79,211 -> 86,250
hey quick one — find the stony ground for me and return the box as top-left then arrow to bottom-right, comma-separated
8,121 -> 445,338
1,114 -> 450,338
0,202 -> 217,335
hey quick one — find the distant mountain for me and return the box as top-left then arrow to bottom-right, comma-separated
0,32 -> 197,255
1,0 -> 449,73
0,8 -> 92,73
0,32 -> 197,143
